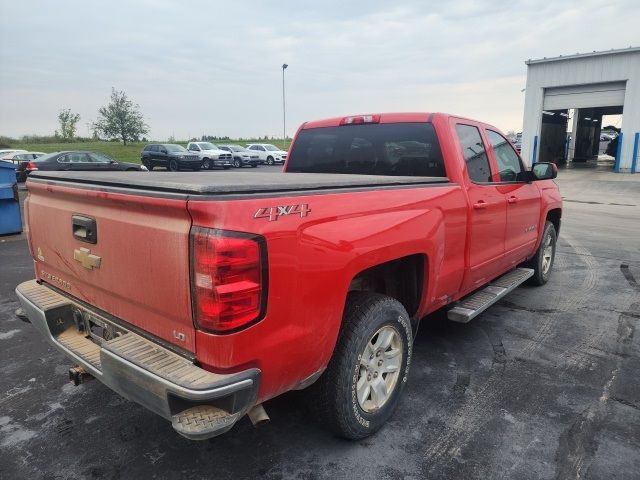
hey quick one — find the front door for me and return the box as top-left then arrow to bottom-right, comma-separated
485,129 -> 541,266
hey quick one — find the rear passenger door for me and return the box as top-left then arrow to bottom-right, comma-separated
485,129 -> 541,266
454,123 -> 508,289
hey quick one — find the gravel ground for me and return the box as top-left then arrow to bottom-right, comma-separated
1,166 -> 639,480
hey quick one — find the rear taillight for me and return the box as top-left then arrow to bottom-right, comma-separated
25,161 -> 38,172
190,227 -> 267,333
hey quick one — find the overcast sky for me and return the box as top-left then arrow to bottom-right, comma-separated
1,0 -> 638,140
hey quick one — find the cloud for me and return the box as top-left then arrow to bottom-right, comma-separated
0,0 -> 638,138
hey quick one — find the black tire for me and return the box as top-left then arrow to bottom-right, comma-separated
266,156 -> 274,165
168,159 -> 179,172
142,159 -> 151,170
202,158 -> 211,170
525,221 -> 557,286
233,159 -> 241,168
306,292 -> 412,439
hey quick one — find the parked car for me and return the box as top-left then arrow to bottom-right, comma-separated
186,142 -> 233,170
0,149 -> 27,159
16,151 -> 147,182
16,112 -> 561,441
1,151 -> 45,165
217,144 -> 260,168
246,143 -> 288,165
600,133 -> 615,142
141,144 -> 203,171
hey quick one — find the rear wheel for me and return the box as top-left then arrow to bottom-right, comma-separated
306,292 -> 412,439
266,156 -> 274,165
525,221 -> 557,286
233,159 -> 241,168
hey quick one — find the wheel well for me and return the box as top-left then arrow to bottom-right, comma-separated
547,208 -> 561,236
348,254 -> 425,318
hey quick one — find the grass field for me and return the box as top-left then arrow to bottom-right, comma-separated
7,139 -> 290,164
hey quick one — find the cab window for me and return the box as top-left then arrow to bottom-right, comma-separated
486,130 -> 524,182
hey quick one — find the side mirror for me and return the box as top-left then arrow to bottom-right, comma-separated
161,148 -> 167,154
531,162 -> 557,180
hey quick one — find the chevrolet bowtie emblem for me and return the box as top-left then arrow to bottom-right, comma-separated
74,247 -> 102,270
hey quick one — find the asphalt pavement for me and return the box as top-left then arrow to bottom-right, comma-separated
1,166 -> 639,479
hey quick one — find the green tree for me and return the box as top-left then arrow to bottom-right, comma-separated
57,108 -> 80,141
92,88 -> 149,145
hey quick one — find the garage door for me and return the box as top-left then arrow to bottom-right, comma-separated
543,82 -> 626,110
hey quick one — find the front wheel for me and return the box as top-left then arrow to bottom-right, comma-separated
266,156 -> 274,165
306,292 -> 412,439
202,158 -> 211,170
168,159 -> 179,172
525,221 -> 557,285
233,159 -> 241,168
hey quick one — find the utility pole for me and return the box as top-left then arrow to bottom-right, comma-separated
282,63 -> 288,150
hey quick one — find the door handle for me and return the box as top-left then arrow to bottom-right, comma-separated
473,201 -> 487,210
507,196 -> 518,204
72,215 -> 97,244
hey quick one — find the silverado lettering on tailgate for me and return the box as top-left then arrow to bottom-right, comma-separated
254,204 -> 311,222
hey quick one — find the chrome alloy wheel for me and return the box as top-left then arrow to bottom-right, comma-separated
357,325 -> 403,413
541,232 -> 554,274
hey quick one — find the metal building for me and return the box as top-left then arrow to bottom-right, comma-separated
521,47 -> 640,173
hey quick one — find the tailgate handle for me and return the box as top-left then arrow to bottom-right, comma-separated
72,215 -> 97,244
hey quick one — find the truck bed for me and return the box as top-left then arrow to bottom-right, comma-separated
28,171 -> 450,196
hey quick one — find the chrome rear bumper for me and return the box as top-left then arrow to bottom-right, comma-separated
16,280 -> 260,440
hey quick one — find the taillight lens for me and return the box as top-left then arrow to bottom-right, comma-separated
25,161 -> 39,172
190,227 -> 267,333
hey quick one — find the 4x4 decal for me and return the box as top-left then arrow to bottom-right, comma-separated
254,204 -> 311,222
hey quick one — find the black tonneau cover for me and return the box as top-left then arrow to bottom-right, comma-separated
29,171 -> 450,196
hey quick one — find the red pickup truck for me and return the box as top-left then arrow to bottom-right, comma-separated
16,112 -> 561,440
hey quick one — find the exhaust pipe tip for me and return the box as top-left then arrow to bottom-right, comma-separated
247,404 -> 270,427
68,365 -> 93,386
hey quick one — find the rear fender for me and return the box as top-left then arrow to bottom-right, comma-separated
297,207 -> 445,369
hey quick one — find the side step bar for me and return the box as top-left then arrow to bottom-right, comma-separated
447,268 -> 534,323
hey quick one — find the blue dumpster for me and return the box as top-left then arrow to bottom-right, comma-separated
0,161 -> 22,235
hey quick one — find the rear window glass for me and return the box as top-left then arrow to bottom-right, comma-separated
287,122 -> 445,177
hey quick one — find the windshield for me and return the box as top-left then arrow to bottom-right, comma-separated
197,142 -> 218,150
229,145 -> 247,152
165,145 -> 187,153
264,145 -> 279,151
287,122 -> 446,177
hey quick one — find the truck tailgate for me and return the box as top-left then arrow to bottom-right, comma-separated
26,180 -> 196,352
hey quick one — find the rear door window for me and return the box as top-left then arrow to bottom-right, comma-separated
288,122 -> 445,176
455,124 -> 492,183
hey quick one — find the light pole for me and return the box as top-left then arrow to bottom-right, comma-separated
282,63 -> 288,150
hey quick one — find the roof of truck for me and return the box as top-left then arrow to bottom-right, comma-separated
28,171 -> 450,197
